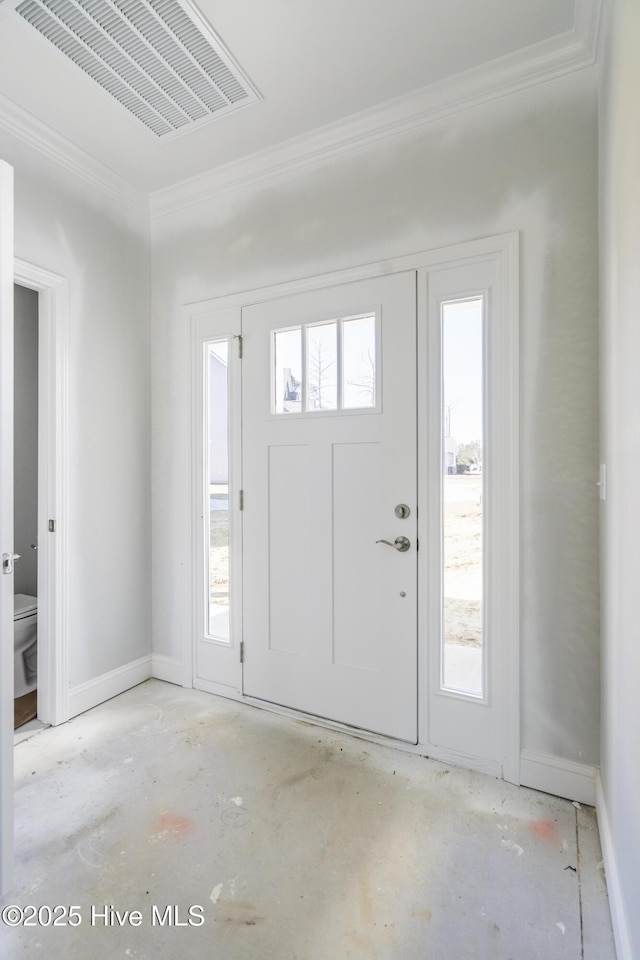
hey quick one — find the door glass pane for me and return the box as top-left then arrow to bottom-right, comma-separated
274,327 -> 302,413
207,340 -> 230,640
342,314 -> 376,409
306,322 -> 337,411
441,298 -> 484,696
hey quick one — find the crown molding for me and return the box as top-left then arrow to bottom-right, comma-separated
150,0 -> 603,221
0,90 -> 148,217
0,0 -> 602,222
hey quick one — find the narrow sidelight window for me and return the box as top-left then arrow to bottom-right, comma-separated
441,297 -> 484,697
206,339 -> 230,641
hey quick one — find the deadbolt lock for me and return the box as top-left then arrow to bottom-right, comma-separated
394,503 -> 410,519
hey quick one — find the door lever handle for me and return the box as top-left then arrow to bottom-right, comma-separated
376,536 -> 411,553
2,552 -> 21,575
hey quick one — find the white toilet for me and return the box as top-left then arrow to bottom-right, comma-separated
14,594 -> 37,699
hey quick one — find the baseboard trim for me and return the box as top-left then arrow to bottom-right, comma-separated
151,655 -> 185,686
520,749 -> 596,805
67,655 -> 152,719
595,773 -> 635,960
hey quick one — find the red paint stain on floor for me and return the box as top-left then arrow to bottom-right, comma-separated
529,817 -> 561,845
153,812 -> 193,839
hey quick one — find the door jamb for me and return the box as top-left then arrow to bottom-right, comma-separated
14,259 -> 70,726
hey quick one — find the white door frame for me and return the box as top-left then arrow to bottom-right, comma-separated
13,259 -> 70,727
186,232 -> 520,782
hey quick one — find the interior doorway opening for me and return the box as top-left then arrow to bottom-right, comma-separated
13,259 -> 70,730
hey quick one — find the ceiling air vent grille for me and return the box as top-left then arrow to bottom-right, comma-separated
13,0 -> 260,138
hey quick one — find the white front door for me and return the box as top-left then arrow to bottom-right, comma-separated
241,272 -> 418,742
0,160 -> 15,893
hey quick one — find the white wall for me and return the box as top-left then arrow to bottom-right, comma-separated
151,70 -> 601,767
0,129 -> 151,692
13,283 -> 38,598
599,0 -> 640,954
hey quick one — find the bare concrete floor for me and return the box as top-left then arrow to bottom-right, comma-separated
2,680 -> 615,959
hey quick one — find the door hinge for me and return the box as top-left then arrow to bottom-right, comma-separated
239,641 -> 244,663
234,334 -> 243,358
239,489 -> 244,511
48,519 -> 56,533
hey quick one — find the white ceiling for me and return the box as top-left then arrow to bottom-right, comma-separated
0,0 -> 584,194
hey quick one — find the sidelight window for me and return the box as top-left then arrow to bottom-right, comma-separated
441,297 -> 485,697
205,339 -> 230,641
